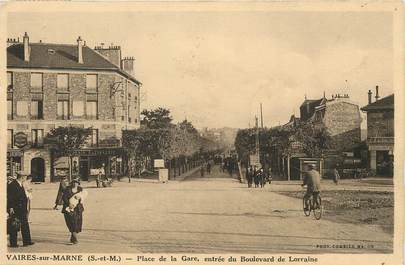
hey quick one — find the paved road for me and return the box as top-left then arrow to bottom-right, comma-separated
9,166 -> 392,253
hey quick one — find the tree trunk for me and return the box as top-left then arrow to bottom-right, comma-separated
68,156 -> 73,182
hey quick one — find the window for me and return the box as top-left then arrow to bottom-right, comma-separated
16,101 -> 28,117
7,129 -> 13,148
90,129 -> 98,146
30,100 -> 43,119
57,74 -> 69,90
86,100 -> 98,119
30,73 -> 43,89
31,129 -> 44,147
86,74 -> 97,90
57,100 -> 69,120
128,105 -> 131,123
7,99 -> 12,120
72,101 -> 84,117
7,72 -> 12,90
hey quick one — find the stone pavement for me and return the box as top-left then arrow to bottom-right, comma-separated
8,166 -> 392,253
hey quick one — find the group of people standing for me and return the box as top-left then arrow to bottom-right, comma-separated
200,161 -> 212,177
246,165 -> 271,188
7,173 -> 86,248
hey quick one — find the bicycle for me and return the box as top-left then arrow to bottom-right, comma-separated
302,189 -> 322,220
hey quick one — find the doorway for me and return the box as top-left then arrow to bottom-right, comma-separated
31,157 -> 45,182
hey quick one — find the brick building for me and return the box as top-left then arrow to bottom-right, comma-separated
7,33 -> 141,182
361,87 -> 394,177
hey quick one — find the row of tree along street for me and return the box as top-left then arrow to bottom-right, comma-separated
44,107 -> 224,181
234,121 -> 349,180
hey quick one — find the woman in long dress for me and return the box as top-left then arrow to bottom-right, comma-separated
61,179 -> 84,244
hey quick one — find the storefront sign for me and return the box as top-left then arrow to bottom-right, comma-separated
59,148 -> 126,157
14,132 -> 28,148
154,159 -> 165,168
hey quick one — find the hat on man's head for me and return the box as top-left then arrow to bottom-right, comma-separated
15,172 -> 25,179
71,178 -> 81,184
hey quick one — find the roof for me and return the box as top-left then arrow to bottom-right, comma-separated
361,94 -> 394,111
7,43 -> 141,85
300,99 -> 323,108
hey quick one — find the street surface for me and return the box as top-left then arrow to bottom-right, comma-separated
9,166 -> 392,253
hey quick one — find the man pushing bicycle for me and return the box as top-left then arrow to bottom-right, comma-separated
301,164 -> 321,211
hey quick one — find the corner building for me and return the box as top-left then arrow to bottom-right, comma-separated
7,33 -> 141,182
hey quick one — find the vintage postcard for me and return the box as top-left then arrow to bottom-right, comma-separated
0,1 -> 403,265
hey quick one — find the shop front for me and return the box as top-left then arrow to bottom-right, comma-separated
7,149 -> 23,178
55,148 -> 127,181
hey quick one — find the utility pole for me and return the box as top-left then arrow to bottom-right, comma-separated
255,116 -> 260,157
260,103 -> 264,129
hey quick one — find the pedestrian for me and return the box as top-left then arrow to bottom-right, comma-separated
7,173 -> 34,248
333,165 -> 340,185
247,166 -> 253,188
207,162 -> 211,174
96,170 -> 102,188
200,163 -> 205,177
267,167 -> 272,184
62,178 -> 85,245
259,168 -> 265,188
22,174 -> 33,221
54,175 -> 68,210
253,166 -> 259,188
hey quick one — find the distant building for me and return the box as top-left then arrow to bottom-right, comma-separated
7,33 -> 141,182
361,86 -> 394,177
272,93 -> 362,181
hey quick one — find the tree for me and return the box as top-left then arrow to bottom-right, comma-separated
141,107 -> 173,129
44,126 -> 92,181
294,122 -> 332,157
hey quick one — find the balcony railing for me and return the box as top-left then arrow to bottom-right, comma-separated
367,137 -> 394,144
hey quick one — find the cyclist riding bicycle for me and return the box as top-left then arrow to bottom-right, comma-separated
301,164 -> 321,211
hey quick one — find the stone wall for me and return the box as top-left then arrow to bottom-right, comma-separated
323,101 -> 362,151
367,110 -> 394,138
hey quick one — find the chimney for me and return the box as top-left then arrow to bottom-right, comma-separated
375,85 -> 380,101
94,44 -> 121,68
368,90 -> 372,104
121,57 -> 135,76
23,32 -> 30,62
77,36 -> 84,64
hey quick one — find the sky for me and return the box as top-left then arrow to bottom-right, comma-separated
7,11 -> 393,129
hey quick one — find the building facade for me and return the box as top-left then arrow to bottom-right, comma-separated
272,93 -> 362,180
361,87 -> 394,177
7,33 -> 141,182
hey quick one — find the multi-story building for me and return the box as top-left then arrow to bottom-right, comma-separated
7,33 -> 141,182
310,94 -> 362,151
361,87 -> 394,177
272,93 -> 362,180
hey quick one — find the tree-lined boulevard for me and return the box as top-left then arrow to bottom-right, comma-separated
9,165 -> 392,253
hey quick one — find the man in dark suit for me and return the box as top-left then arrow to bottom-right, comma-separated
7,173 -> 34,248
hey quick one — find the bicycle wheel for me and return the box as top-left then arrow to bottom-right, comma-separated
313,195 -> 322,220
303,197 -> 311,216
